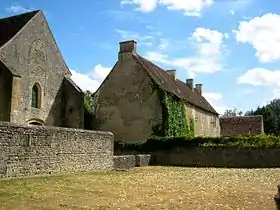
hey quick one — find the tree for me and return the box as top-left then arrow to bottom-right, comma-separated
245,99 -> 280,135
222,107 -> 243,117
83,90 -> 94,129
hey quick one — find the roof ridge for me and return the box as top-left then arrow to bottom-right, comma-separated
133,53 -> 218,115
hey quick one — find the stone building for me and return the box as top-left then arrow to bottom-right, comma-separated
220,115 -> 264,136
0,10 -> 84,128
92,40 -> 220,142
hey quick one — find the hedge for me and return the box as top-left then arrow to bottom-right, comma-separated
115,135 -> 280,152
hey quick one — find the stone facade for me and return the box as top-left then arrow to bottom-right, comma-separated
93,40 -> 220,141
186,104 -> 220,137
0,121 -> 114,178
93,52 -> 162,142
0,10 -> 84,128
220,115 -> 264,136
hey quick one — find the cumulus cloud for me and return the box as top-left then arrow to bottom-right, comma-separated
237,68 -> 280,87
121,0 -> 213,16
70,64 -> 112,92
237,68 -> 280,107
203,92 -> 227,115
145,27 -> 227,77
6,5 -> 33,13
234,13 -> 280,63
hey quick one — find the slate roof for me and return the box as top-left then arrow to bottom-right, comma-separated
219,115 -> 264,136
134,54 -> 218,115
0,10 -> 39,48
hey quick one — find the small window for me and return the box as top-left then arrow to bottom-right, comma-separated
31,83 -> 41,108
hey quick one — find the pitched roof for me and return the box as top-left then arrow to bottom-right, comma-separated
134,54 -> 218,115
219,115 -> 264,136
0,10 -> 39,48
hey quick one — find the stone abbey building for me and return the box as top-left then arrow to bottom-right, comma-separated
0,10 -> 84,128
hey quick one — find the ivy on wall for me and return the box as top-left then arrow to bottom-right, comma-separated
152,88 -> 195,138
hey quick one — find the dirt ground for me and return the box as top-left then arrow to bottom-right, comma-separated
0,166 -> 279,209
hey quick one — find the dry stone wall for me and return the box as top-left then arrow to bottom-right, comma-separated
0,121 -> 114,178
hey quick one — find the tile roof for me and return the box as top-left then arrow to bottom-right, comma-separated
0,10 -> 39,48
134,54 -> 218,114
220,115 -> 264,136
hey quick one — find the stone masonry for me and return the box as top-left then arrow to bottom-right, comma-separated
0,121 -> 114,178
0,10 -> 84,128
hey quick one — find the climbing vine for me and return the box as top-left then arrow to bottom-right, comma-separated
152,89 -> 195,138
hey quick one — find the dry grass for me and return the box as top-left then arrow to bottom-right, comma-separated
0,167 -> 279,210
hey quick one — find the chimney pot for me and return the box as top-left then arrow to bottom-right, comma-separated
195,84 -> 202,95
166,69 -> 176,79
119,40 -> 137,54
186,78 -> 194,90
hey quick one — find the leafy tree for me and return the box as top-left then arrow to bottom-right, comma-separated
83,90 -> 94,129
222,107 -> 243,117
84,90 -> 94,114
245,99 -> 280,135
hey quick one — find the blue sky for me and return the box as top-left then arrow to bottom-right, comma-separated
1,0 -> 280,114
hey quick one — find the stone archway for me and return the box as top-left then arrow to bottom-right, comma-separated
27,119 -> 45,126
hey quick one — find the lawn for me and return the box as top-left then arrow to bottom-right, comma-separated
0,167 -> 279,209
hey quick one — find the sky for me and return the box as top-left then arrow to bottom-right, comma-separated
1,0 -> 280,115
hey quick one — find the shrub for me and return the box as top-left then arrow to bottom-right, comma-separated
115,135 -> 280,153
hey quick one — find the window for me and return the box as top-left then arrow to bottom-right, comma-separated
213,117 -> 217,128
31,83 -> 41,108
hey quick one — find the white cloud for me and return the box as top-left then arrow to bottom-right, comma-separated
237,68 -> 280,87
234,13 -> 280,63
145,27 -> 227,77
203,92 -> 227,115
6,5 -> 33,13
237,68 -> 280,107
121,0 -> 213,16
70,64 -> 112,93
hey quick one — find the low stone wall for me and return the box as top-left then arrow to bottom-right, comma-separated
151,147 -> 280,168
113,155 -> 135,170
135,154 -> 151,167
0,121 -> 114,178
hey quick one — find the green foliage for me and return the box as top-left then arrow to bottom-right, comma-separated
115,135 -> 280,153
153,90 -> 195,137
222,107 -> 243,117
84,90 -> 94,115
245,99 -> 280,135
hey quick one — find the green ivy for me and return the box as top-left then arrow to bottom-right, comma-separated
152,89 -> 195,138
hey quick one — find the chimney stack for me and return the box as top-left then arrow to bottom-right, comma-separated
119,40 -> 137,54
195,84 -> 202,95
186,78 -> 194,90
166,69 -> 176,79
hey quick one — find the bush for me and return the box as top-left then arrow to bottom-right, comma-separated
115,135 -> 280,153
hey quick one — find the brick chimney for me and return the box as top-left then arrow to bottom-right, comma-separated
166,69 -> 176,79
118,40 -> 137,61
186,78 -> 194,90
195,84 -> 202,95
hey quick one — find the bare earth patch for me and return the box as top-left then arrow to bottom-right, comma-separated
0,167 -> 279,209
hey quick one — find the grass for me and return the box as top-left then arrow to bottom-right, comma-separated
0,166 -> 279,209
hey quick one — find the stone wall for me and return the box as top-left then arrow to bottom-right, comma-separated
220,115 -> 264,136
0,11 -> 83,128
0,62 -> 12,122
0,121 -> 114,178
93,53 -> 162,142
150,147 -> 280,168
186,104 -> 220,137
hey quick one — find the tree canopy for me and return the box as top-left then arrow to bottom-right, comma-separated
244,99 -> 280,135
